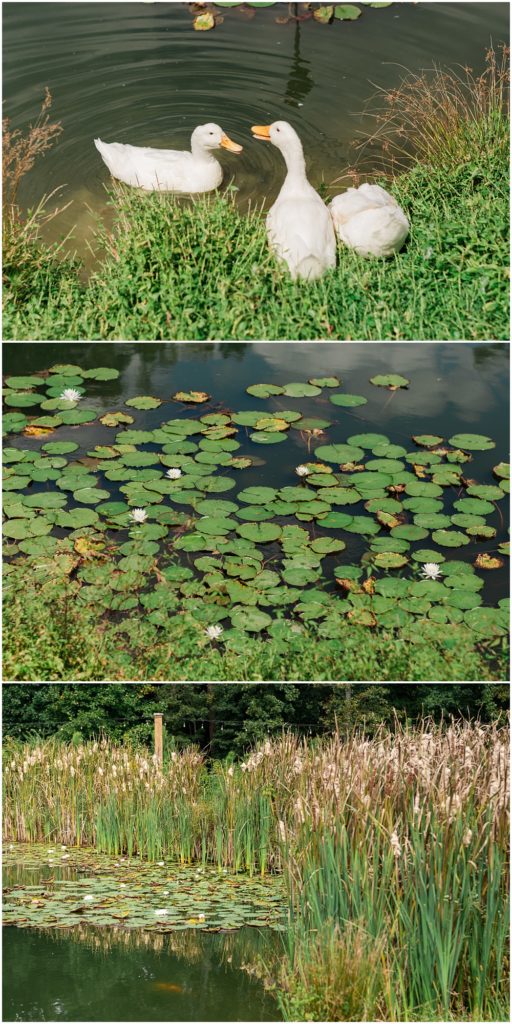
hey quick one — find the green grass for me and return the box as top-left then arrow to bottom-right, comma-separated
4,110 -> 509,341
3,571 -> 508,681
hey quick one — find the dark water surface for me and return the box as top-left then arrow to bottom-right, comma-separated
3,342 -> 509,605
3,1 -> 509,256
3,925 -> 280,1021
3,859 -> 281,1021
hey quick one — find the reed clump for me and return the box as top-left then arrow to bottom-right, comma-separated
354,44 -> 510,174
4,721 -> 509,1020
2,88 -> 73,301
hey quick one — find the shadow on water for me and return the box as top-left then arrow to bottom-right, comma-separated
2,2 -> 509,262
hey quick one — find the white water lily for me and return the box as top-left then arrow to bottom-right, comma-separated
154,909 -> 168,915
83,895 -> 94,902
157,861 -> 165,866
166,468 -> 182,479
295,465 -> 310,477
130,508 -> 148,524
205,624 -> 223,640
420,562 -> 443,580
60,388 -> 81,402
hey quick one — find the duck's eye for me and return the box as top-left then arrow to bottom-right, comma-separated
209,131 -> 214,135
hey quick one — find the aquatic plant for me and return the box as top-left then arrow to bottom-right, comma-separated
191,3 -> 394,32
3,362 -> 509,680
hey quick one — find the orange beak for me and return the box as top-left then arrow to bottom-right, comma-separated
251,124 -> 271,141
220,133 -> 243,154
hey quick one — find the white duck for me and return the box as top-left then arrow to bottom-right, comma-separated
251,121 -> 336,280
329,183 -> 409,258
94,123 -> 243,193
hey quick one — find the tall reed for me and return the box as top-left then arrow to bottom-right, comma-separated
4,722 -> 509,1020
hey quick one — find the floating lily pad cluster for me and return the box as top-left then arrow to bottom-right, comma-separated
2,364 -> 509,645
3,843 -> 286,933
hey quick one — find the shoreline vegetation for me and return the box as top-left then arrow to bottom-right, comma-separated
4,721 -> 510,1022
3,48 -> 509,341
3,573 -> 509,681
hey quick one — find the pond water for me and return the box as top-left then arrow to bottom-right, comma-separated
3,925 -> 279,1021
3,860 -> 281,1021
3,342 -> 509,619
3,1 -> 509,259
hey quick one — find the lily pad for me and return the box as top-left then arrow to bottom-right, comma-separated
125,396 -> 162,410
329,393 -> 367,407
369,374 -> 409,389
448,433 -> 495,451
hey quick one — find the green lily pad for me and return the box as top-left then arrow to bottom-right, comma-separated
334,4 -> 362,19
464,607 -> 508,636
315,443 -> 364,463
412,435 -> 444,447
125,396 -> 162,410
246,384 -> 284,399
5,376 -> 43,389
237,486 -> 278,505
230,607 -> 272,632
309,376 -> 339,387
373,551 -> 408,569
250,432 -> 287,445
282,382 -> 322,398
329,393 -> 367,407
431,530 -> 470,548
236,522 -> 282,543
448,433 -> 495,451
73,487 -> 111,504
369,374 -> 409,389
4,392 -> 41,407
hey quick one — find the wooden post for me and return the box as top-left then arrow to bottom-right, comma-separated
154,713 -> 163,765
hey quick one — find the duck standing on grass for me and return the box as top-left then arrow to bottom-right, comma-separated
251,120 -> 336,280
329,183 -> 409,258
94,123 -> 243,193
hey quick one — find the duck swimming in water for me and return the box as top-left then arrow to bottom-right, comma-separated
94,123 -> 243,193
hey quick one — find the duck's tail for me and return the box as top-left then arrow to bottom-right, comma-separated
293,254 -> 329,281
94,138 -> 119,176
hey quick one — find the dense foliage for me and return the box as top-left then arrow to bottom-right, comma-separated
3,683 -> 509,756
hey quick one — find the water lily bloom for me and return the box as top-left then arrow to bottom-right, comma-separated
60,388 -> 81,402
295,465 -> 310,477
130,508 -> 148,524
154,909 -> 168,915
166,468 -> 182,479
83,895 -> 94,902
157,861 -> 165,866
205,624 -> 223,640
420,562 -> 443,580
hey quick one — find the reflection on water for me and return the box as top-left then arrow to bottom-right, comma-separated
3,858 -> 279,1022
3,341 -> 509,606
3,925 -> 280,1022
3,2 -> 509,260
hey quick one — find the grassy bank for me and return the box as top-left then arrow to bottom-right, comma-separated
4,154 -> 508,341
4,50 -> 509,341
3,571 -> 508,681
4,724 -> 510,1021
